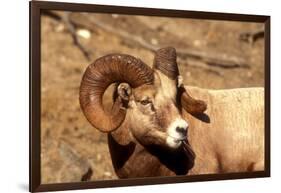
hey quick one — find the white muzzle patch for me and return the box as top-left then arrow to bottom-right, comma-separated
166,118 -> 189,149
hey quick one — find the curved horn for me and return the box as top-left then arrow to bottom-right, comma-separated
80,54 -> 154,133
153,47 -> 179,80
178,87 -> 207,114
154,47 -> 207,114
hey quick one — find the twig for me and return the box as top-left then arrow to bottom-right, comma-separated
176,48 -> 248,69
42,10 -> 91,61
84,14 -> 158,51
240,29 -> 264,44
178,58 -> 224,76
185,60 -> 224,76
84,14 -> 248,69
81,167 -> 93,181
42,10 -> 61,20
43,11 -> 248,70
62,12 -> 91,60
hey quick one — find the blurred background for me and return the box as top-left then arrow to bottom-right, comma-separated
41,10 -> 264,184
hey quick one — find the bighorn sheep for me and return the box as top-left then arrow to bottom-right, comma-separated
79,47 -> 264,178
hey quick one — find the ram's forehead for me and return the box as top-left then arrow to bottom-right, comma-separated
157,71 -> 178,99
133,84 -> 156,100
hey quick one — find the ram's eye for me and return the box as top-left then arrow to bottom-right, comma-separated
140,99 -> 151,105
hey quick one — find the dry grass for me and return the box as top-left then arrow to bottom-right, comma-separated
41,11 -> 264,183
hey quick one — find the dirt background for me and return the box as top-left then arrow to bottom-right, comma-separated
40,11 -> 264,184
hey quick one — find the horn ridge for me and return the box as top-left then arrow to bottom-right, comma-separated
153,47 -> 179,80
80,54 -> 153,132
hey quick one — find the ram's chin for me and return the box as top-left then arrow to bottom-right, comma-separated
166,136 -> 182,149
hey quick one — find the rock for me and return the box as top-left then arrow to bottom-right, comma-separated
58,141 -> 92,182
104,171 -> 112,177
150,38 -> 158,45
76,29 -> 91,39
81,167 -> 93,181
54,23 -> 65,32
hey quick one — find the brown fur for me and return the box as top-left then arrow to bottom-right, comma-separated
185,86 -> 264,174
108,72 -> 196,178
108,86 -> 264,177
80,48 -> 264,178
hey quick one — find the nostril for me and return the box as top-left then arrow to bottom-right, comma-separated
176,126 -> 187,135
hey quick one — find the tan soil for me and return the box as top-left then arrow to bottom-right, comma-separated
40,11 -> 264,184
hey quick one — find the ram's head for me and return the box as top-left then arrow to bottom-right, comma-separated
80,47 -> 206,153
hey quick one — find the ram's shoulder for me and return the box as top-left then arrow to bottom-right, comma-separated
185,86 -> 263,99
184,86 -> 264,112
208,87 -> 264,103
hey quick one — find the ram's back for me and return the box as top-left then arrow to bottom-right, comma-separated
184,86 -> 264,174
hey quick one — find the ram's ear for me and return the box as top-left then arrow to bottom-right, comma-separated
179,87 -> 207,115
117,83 -> 132,101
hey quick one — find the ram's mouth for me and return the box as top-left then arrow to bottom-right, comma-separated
168,135 -> 186,142
167,135 -> 195,158
182,140 -> 195,159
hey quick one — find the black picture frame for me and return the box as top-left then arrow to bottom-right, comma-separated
30,0 -> 270,192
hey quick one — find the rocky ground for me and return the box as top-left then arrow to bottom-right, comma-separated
40,11 -> 264,184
